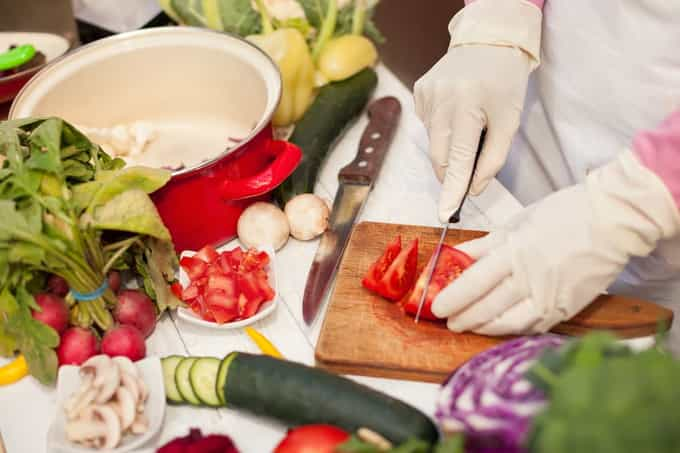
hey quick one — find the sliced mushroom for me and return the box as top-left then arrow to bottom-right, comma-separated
119,371 -> 140,405
112,387 -> 136,431
65,419 -> 108,443
65,387 -> 98,420
130,412 -> 149,435
81,355 -> 113,388
94,359 -> 121,404
92,405 -> 121,449
112,356 -> 139,378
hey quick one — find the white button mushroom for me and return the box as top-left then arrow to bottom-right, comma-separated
237,202 -> 291,251
284,194 -> 330,241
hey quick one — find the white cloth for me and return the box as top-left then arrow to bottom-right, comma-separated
71,0 -> 161,33
497,0 -> 680,349
432,151 -> 680,336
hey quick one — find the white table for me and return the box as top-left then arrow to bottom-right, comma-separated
0,65 -> 525,452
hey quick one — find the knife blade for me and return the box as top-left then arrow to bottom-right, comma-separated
414,130 -> 486,323
302,97 -> 402,325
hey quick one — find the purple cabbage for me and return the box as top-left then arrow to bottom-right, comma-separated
436,335 -> 566,453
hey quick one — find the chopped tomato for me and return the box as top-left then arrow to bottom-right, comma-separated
170,282 -> 183,299
195,245 -> 219,263
403,245 -> 475,321
362,235 -> 402,294
180,246 -> 275,324
180,256 -> 208,280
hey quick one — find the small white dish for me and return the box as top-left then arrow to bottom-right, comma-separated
47,357 -> 165,453
176,244 -> 278,330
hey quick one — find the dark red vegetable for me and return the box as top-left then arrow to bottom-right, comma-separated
157,428 -> 239,453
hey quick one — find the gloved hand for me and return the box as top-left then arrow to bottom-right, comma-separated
414,0 -> 543,223
431,150 -> 680,335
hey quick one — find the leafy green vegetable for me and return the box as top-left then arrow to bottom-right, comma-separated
218,0 -> 263,35
527,346 -> 680,453
0,118 -> 177,384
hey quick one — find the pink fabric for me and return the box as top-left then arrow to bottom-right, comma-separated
464,0 -> 545,9
633,110 -> 680,209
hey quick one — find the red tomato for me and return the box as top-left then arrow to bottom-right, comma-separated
240,249 -> 269,272
274,425 -> 349,453
205,290 -> 239,323
180,256 -> 207,280
403,245 -> 475,321
195,245 -> 219,263
170,282 -> 183,299
362,235 -> 401,294
207,275 -> 237,297
378,239 -> 418,301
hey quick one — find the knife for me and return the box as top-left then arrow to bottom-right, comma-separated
414,130 -> 486,323
302,97 -> 402,325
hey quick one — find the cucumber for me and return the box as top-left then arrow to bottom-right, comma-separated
274,67 -> 378,205
216,353 -> 238,405
161,355 -> 184,404
221,352 -> 439,444
175,357 -> 201,405
189,357 -> 222,407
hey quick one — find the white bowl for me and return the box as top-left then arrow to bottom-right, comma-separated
176,243 -> 278,329
47,357 -> 165,453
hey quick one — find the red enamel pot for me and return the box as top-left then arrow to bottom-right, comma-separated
9,27 -> 301,252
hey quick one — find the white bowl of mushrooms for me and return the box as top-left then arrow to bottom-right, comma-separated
47,355 -> 165,453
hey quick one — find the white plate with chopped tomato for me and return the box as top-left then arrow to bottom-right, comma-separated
175,243 -> 277,329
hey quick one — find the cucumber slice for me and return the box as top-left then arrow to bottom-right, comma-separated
161,355 -> 185,404
175,357 -> 201,405
189,357 -> 222,407
216,352 -> 238,405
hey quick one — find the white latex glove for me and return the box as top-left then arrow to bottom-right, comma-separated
431,151 -> 680,335
414,0 -> 543,223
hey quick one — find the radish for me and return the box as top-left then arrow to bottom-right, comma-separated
101,325 -> 146,361
57,327 -> 100,366
108,271 -> 121,294
47,275 -> 69,297
113,290 -> 157,338
31,293 -> 69,334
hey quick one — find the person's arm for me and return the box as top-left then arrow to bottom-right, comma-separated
633,110 -> 680,209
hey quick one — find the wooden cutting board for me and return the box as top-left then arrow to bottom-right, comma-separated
315,221 -> 674,383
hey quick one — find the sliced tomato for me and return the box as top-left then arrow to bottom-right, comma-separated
180,256 -> 208,280
195,245 -> 219,263
362,235 -> 402,294
403,245 -> 475,321
377,239 -> 419,301
274,425 -> 349,453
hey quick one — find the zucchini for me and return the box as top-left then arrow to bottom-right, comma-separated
216,353 -> 238,405
189,357 -> 222,407
274,67 -> 378,205
175,357 -> 201,405
221,352 -> 439,444
161,355 -> 184,404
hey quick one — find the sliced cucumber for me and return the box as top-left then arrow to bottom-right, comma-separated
216,352 -> 238,405
189,357 -> 222,407
175,357 -> 201,405
161,355 -> 185,404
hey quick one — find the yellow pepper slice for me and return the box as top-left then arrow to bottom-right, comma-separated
0,355 -> 28,386
248,29 -> 316,127
244,327 -> 283,358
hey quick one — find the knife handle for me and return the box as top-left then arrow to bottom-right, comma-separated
339,97 -> 402,185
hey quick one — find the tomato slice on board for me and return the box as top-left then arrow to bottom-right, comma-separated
195,245 -> 219,263
180,256 -> 208,280
403,245 -> 475,321
377,239 -> 419,301
362,236 -> 402,294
